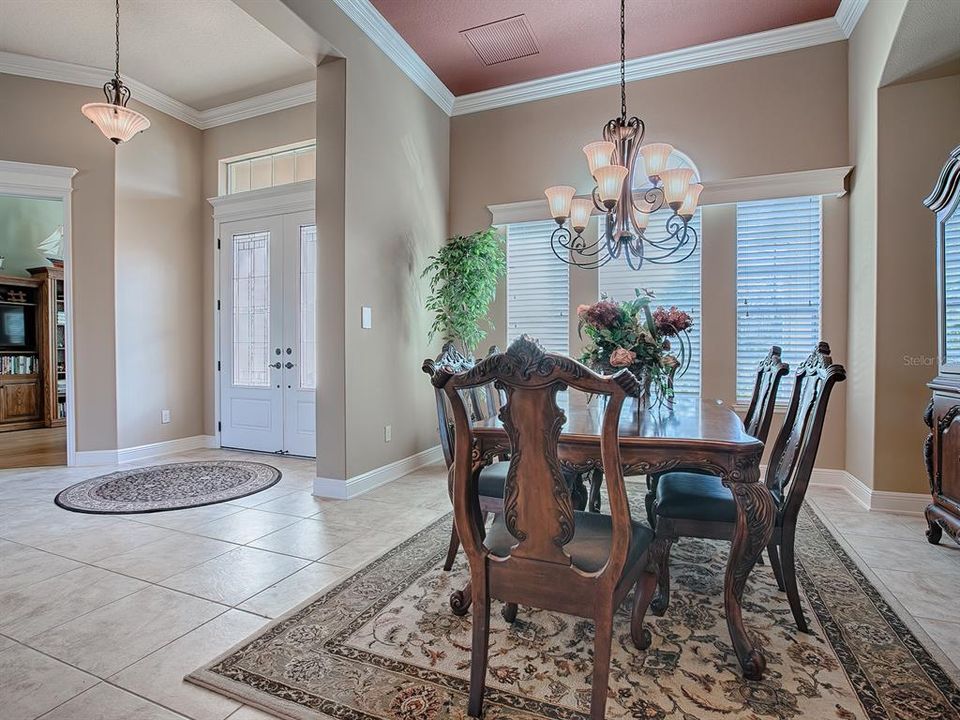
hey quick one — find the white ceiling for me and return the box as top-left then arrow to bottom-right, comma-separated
0,0 -> 316,111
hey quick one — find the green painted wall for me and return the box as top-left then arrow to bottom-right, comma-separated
0,195 -> 64,277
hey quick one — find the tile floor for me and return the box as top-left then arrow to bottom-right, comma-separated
0,450 -> 957,719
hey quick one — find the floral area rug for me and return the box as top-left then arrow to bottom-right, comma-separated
188,492 -> 959,720
55,461 -> 281,514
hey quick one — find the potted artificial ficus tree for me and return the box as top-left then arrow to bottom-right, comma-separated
422,227 -> 506,356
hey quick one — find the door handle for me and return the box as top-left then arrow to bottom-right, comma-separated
284,361 -> 296,369
270,362 -> 282,369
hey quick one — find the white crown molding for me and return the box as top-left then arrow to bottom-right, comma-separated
196,81 -> 316,129
0,0 -> 867,126
835,0 -> 871,38
329,0 -> 455,115
487,166 -> 854,226
0,51 -> 203,127
452,17 -> 846,116
0,50 -> 316,130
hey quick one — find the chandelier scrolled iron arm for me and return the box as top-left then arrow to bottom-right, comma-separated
543,0 -> 703,272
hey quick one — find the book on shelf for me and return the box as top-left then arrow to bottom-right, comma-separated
0,355 -> 38,375
56,379 -> 67,395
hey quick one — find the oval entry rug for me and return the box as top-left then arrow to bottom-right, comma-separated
54,461 -> 282,514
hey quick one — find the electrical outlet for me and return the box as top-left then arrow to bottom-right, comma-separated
161,409 -> 171,424
384,424 -> 392,442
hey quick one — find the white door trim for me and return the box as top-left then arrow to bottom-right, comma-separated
210,181 -> 316,449
0,160 -> 79,466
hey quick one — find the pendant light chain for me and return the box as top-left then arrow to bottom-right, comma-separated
114,0 -> 121,80
620,0 -> 626,124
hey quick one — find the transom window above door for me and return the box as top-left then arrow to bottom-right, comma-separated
222,141 -> 316,195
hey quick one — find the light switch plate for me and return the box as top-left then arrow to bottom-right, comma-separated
161,409 -> 171,424
384,425 -> 392,442
361,306 -> 372,329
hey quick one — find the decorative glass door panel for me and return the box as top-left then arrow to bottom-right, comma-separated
232,232 -> 271,387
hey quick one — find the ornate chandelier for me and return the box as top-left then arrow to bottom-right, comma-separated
81,0 -> 150,144
544,0 -> 701,271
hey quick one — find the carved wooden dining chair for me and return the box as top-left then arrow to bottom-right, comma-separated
650,342 -> 845,632
644,345 -> 789,525
435,336 -> 659,720
423,342 -> 509,573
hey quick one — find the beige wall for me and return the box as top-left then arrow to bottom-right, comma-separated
874,73 -> 960,493
199,102 -> 316,437
845,0 -> 907,490
450,43 -> 850,469
282,0 -> 451,479
115,101 -> 205,449
0,73 -> 119,452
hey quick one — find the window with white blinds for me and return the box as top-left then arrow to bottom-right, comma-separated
736,195 -> 822,402
506,220 -> 569,354
598,209 -> 702,395
943,211 -> 960,362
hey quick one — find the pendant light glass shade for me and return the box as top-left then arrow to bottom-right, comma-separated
595,165 -> 628,207
678,182 -> 703,217
81,102 -> 150,144
582,141 -> 615,176
545,185 -> 576,220
639,143 -> 674,178
660,168 -> 694,207
569,198 -> 593,232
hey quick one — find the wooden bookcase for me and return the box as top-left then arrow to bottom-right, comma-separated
0,275 -> 43,431
29,267 -> 67,428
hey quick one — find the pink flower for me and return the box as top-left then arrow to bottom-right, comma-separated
653,306 -> 693,336
609,347 -> 637,368
576,304 -> 592,317
584,300 -> 622,329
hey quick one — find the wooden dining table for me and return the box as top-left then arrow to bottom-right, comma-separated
469,391 -> 774,680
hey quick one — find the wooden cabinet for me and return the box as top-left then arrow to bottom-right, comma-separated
922,145 -> 960,545
0,375 -> 41,424
0,275 -> 44,432
29,267 -> 66,427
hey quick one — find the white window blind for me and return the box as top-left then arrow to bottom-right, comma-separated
598,209 -> 702,395
736,195 -> 822,402
943,211 -> 960,361
506,220 -> 569,354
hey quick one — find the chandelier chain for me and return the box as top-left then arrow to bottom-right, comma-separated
620,0 -> 626,123
115,0 -> 121,79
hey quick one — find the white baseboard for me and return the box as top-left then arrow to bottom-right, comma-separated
808,467 -> 929,515
74,435 -> 218,467
313,445 -> 443,499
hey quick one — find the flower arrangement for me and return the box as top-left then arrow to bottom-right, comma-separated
577,289 -> 693,404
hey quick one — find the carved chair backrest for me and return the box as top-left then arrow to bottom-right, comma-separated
422,342 -> 474,468
764,342 -> 846,522
743,346 -> 789,444
436,335 -> 638,581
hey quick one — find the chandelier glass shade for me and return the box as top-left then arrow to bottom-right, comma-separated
544,0 -> 700,271
81,0 -> 150,144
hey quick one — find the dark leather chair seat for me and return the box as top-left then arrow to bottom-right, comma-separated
477,462 -> 508,498
485,510 -> 654,573
655,472 -> 781,524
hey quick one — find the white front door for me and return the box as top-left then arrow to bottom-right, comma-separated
219,212 -> 317,456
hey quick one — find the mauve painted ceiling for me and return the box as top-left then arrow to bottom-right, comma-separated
370,0 -> 842,95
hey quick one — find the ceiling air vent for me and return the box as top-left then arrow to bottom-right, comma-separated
460,15 -> 539,66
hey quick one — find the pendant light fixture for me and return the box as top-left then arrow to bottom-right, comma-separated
81,0 -> 150,144
544,0 -> 700,271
